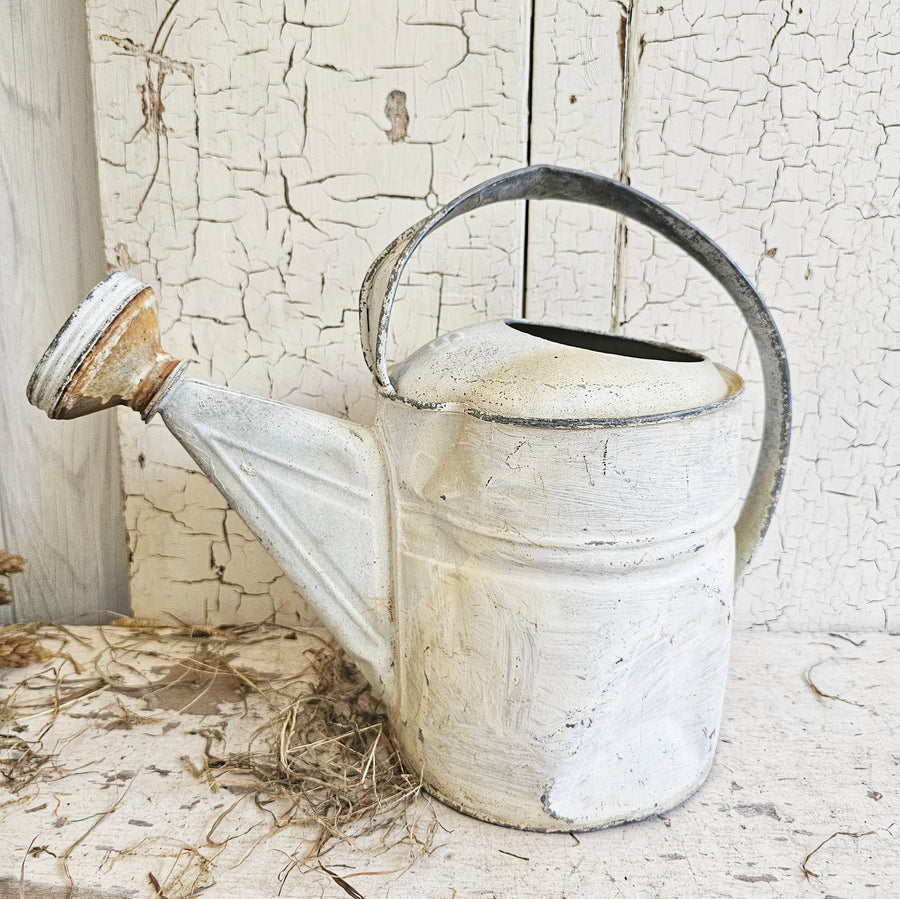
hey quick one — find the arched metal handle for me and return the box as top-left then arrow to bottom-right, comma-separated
359,164 -> 791,576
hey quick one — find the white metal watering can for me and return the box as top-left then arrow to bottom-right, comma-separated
28,166 -> 790,831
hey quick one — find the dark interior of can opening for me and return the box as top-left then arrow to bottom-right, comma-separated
505,320 -> 703,363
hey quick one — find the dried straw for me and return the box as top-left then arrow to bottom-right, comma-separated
0,551 -> 25,606
1,618 -> 437,889
0,628 -> 50,668
203,637 -> 438,863
0,552 -> 49,669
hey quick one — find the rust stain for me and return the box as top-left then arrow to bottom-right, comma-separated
115,242 -> 135,269
617,13 -> 628,80
99,34 -> 193,138
140,73 -> 167,136
385,90 -> 409,142
53,287 -> 183,421
99,34 -> 193,76
99,29 -> 195,212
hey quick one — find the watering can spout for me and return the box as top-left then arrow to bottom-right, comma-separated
27,272 -> 395,697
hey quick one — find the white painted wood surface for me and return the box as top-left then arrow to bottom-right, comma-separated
525,0 -> 623,326
530,1 -> 898,631
78,1 -> 897,631
0,3 -> 128,623
85,0 -> 531,626
1,627 -> 897,896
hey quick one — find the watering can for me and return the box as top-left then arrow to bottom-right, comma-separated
28,166 -> 790,831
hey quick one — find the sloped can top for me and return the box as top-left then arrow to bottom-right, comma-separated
388,319 -> 741,423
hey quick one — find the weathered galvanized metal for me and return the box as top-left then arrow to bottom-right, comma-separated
27,272 -> 189,421
28,165 -> 790,831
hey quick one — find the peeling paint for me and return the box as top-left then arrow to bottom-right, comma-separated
528,1 -> 899,632
86,0 -> 531,625
82,0 -> 899,633
384,89 -> 409,142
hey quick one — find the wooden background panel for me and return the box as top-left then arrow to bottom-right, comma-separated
525,0 -> 623,328
612,1 -> 777,627
0,2 -> 128,624
589,0 -> 899,629
77,0 -> 899,632
85,0 -> 532,625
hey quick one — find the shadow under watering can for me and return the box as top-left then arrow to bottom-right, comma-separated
28,165 -> 790,831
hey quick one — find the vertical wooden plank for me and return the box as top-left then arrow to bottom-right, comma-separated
525,0 -> 625,327
616,0 -> 899,630
0,2 -> 128,623
85,0 -> 532,625
530,0 -> 900,631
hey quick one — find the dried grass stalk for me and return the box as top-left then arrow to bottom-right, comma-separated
208,640 -> 437,863
1,619 -> 436,880
0,551 -> 25,576
0,628 -> 50,668
0,720 -> 55,794
0,551 -> 25,605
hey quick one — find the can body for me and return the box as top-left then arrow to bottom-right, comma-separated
376,394 -> 741,830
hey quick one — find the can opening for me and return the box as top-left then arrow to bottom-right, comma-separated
505,320 -> 703,363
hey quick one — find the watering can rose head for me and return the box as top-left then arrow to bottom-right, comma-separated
28,165 -> 789,831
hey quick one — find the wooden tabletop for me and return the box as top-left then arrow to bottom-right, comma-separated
1,624 -> 897,898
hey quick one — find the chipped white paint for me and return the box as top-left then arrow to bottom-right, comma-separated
526,1 -> 899,631
84,0 -> 531,625
389,319 -> 732,418
526,0 -> 624,326
80,0 -> 898,633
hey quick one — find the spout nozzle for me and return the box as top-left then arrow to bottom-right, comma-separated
27,271 -> 187,421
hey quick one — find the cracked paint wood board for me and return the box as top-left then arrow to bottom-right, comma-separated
85,0 -> 532,625
525,0 -> 626,329
82,1 -> 897,632
527,1 -> 899,631
1,627 -> 897,896
0,3 -> 128,624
